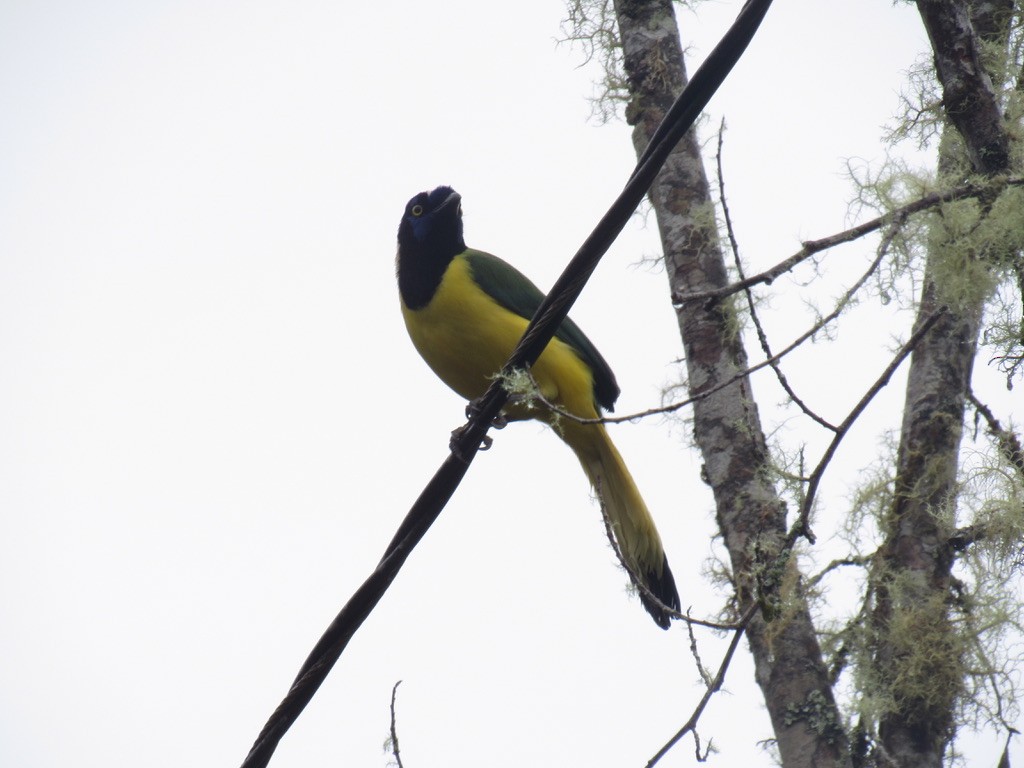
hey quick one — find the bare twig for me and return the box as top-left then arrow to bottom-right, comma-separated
644,397 -> 889,768
714,119 -> 838,432
997,730 -> 1017,768
826,599 -> 873,686
806,554 -> 873,589
646,603 -> 758,768
388,681 -> 404,768
686,613 -> 715,687
692,730 -> 713,762
672,176 -> 1024,307
789,309 -> 946,546
968,388 -> 1024,479
531,215 -> 909,431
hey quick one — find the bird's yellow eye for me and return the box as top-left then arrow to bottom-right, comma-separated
411,204 -> 424,216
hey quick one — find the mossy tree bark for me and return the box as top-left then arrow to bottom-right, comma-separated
609,0 -> 1019,765
611,1 -> 851,765
869,2 -> 1014,766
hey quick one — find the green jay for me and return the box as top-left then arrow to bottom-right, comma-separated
396,186 -> 679,628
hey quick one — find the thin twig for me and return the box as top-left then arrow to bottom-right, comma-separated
826,598 -> 873,686
968,388 -> 1024,479
672,176 -> 1024,306
686,615 -> 715,687
532,218 -> 908,430
648,341 -> 910,766
389,681 -> 404,768
997,730 -> 1018,768
714,119 -> 837,432
693,730 -> 713,763
788,309 -> 946,546
806,554 -> 873,590
646,603 -> 758,768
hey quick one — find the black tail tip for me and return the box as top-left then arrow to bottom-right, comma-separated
641,556 -> 680,630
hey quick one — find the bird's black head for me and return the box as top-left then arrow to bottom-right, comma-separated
398,186 -> 464,255
396,186 -> 467,309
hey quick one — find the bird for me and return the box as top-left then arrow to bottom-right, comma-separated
395,185 -> 679,628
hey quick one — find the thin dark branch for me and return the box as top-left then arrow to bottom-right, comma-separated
806,554 -> 873,589
978,640 -> 1018,739
827,596 -> 874,687
389,681 -> 404,768
714,118 -> 838,432
672,176 -> 1024,307
533,217 -> 905,429
997,730 -> 1017,768
968,388 -> 1024,479
238,3 -> 776,765
645,603 -> 758,768
686,613 -> 715,686
692,730 -> 713,763
788,309 -> 946,546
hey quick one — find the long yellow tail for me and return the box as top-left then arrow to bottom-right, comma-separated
559,421 -> 679,628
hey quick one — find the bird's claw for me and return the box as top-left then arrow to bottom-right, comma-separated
449,424 -> 493,458
448,395 -> 512,460
464,398 -> 509,430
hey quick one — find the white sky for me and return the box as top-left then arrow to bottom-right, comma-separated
1,1 -> 1020,767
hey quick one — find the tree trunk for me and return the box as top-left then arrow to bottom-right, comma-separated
611,1 -> 851,765
871,1 -> 1013,765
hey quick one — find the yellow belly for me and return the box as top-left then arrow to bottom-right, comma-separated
401,254 -> 599,422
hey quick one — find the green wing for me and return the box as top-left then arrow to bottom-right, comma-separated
464,249 -> 620,412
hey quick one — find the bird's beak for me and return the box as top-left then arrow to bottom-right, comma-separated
439,190 -> 462,215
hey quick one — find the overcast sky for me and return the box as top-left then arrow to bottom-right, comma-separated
1,1 -> 1020,767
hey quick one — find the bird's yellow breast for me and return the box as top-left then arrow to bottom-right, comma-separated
400,254 -> 599,422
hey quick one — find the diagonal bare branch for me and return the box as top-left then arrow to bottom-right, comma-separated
672,176 -> 1024,307
789,309 -> 946,546
714,119 -> 838,432
646,603 -> 759,768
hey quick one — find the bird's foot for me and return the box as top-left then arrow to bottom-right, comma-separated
464,397 -> 516,430
448,395 -> 522,459
449,424 -> 493,457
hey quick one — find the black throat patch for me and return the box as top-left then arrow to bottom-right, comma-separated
396,191 -> 466,310
396,230 -> 458,310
